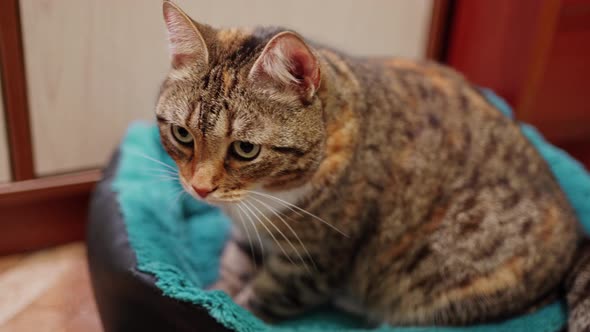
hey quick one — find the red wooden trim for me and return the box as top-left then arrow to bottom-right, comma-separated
0,193 -> 89,255
445,0 -> 590,146
556,140 -> 590,169
426,0 -> 454,61
0,170 -> 101,255
516,0 -> 561,120
446,0 -> 547,106
515,1 -> 590,143
0,169 -> 101,204
0,0 -> 35,180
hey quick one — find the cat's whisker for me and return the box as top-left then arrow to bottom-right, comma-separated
235,205 -> 258,270
249,196 -> 316,272
242,200 -> 295,266
145,173 -> 180,181
138,167 -> 179,177
139,170 -> 181,185
145,174 -> 179,181
167,187 -> 186,206
237,203 -> 266,267
133,155 -> 183,192
131,151 -> 178,172
246,190 -> 349,238
245,199 -> 306,270
246,193 -> 304,218
246,191 -> 305,219
143,177 -> 181,185
173,190 -> 187,206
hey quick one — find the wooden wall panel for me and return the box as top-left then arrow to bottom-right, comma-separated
19,1 -> 162,176
0,72 -> 10,182
19,0 -> 433,175
174,0 -> 433,57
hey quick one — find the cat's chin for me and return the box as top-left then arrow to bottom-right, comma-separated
208,197 -> 245,205
191,193 -> 249,206
185,183 -> 312,215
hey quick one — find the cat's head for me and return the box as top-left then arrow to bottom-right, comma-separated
156,1 -> 325,204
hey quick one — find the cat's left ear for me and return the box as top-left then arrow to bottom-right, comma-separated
248,31 -> 321,102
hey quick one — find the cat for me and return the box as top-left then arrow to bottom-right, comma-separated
155,2 -> 590,330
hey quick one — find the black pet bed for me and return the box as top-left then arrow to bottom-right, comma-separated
87,150 -> 230,332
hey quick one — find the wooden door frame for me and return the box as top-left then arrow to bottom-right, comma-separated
0,0 -> 101,254
0,0 -> 34,181
0,0 -> 453,255
426,0 -> 455,62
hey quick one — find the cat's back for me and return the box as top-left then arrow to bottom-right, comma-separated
325,54 -> 509,189
322,54 -> 581,325
343,54 -> 579,247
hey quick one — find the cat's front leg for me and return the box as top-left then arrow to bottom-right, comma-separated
208,238 -> 259,297
234,254 -> 332,321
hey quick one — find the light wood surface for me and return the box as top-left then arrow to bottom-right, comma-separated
0,243 -> 102,332
19,0 -> 433,175
0,71 -> 10,183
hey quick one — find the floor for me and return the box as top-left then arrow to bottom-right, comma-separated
0,243 -> 102,332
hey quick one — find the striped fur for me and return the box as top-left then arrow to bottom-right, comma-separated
156,2 -> 590,330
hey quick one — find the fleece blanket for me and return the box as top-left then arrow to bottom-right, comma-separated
112,90 -> 590,332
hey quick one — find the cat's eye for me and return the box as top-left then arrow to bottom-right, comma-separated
171,125 -> 194,145
230,141 -> 261,160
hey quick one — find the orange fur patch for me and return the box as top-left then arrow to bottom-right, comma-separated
436,256 -> 524,307
428,74 -> 454,96
223,70 -> 234,96
397,146 -> 415,169
217,28 -> 242,44
379,234 -> 414,266
537,205 -> 560,242
312,104 -> 358,186
423,206 -> 447,233
378,206 -> 447,265
384,58 -> 424,72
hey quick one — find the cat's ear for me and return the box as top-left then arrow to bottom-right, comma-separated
248,31 -> 321,102
162,1 -> 208,70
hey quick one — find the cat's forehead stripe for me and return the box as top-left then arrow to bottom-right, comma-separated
187,102 -> 201,129
198,68 -> 223,136
185,30 -> 285,139
222,69 -> 237,97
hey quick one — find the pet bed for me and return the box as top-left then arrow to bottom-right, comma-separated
87,90 -> 590,332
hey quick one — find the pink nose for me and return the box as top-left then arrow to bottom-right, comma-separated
192,186 -> 214,198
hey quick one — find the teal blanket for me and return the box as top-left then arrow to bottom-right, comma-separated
112,90 -> 590,332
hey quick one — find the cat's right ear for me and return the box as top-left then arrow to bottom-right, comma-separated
162,1 -> 208,70
248,31 -> 321,103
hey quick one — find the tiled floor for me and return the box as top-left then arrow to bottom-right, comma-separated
0,243 -> 102,332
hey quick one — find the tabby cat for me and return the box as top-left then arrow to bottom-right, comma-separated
155,2 -> 590,330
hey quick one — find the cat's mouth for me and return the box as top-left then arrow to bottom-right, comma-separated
178,178 -> 248,203
188,188 -> 247,203
206,195 -> 246,203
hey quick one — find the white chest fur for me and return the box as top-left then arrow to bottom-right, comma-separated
221,183 -> 313,250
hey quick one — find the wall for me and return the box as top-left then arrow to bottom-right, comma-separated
0,70 -> 10,182
19,0 -> 433,175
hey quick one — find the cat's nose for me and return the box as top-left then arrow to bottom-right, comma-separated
192,185 -> 215,198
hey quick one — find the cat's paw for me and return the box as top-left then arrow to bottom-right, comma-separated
207,240 -> 258,297
206,279 -> 242,297
234,286 -> 276,322
234,284 -> 255,309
